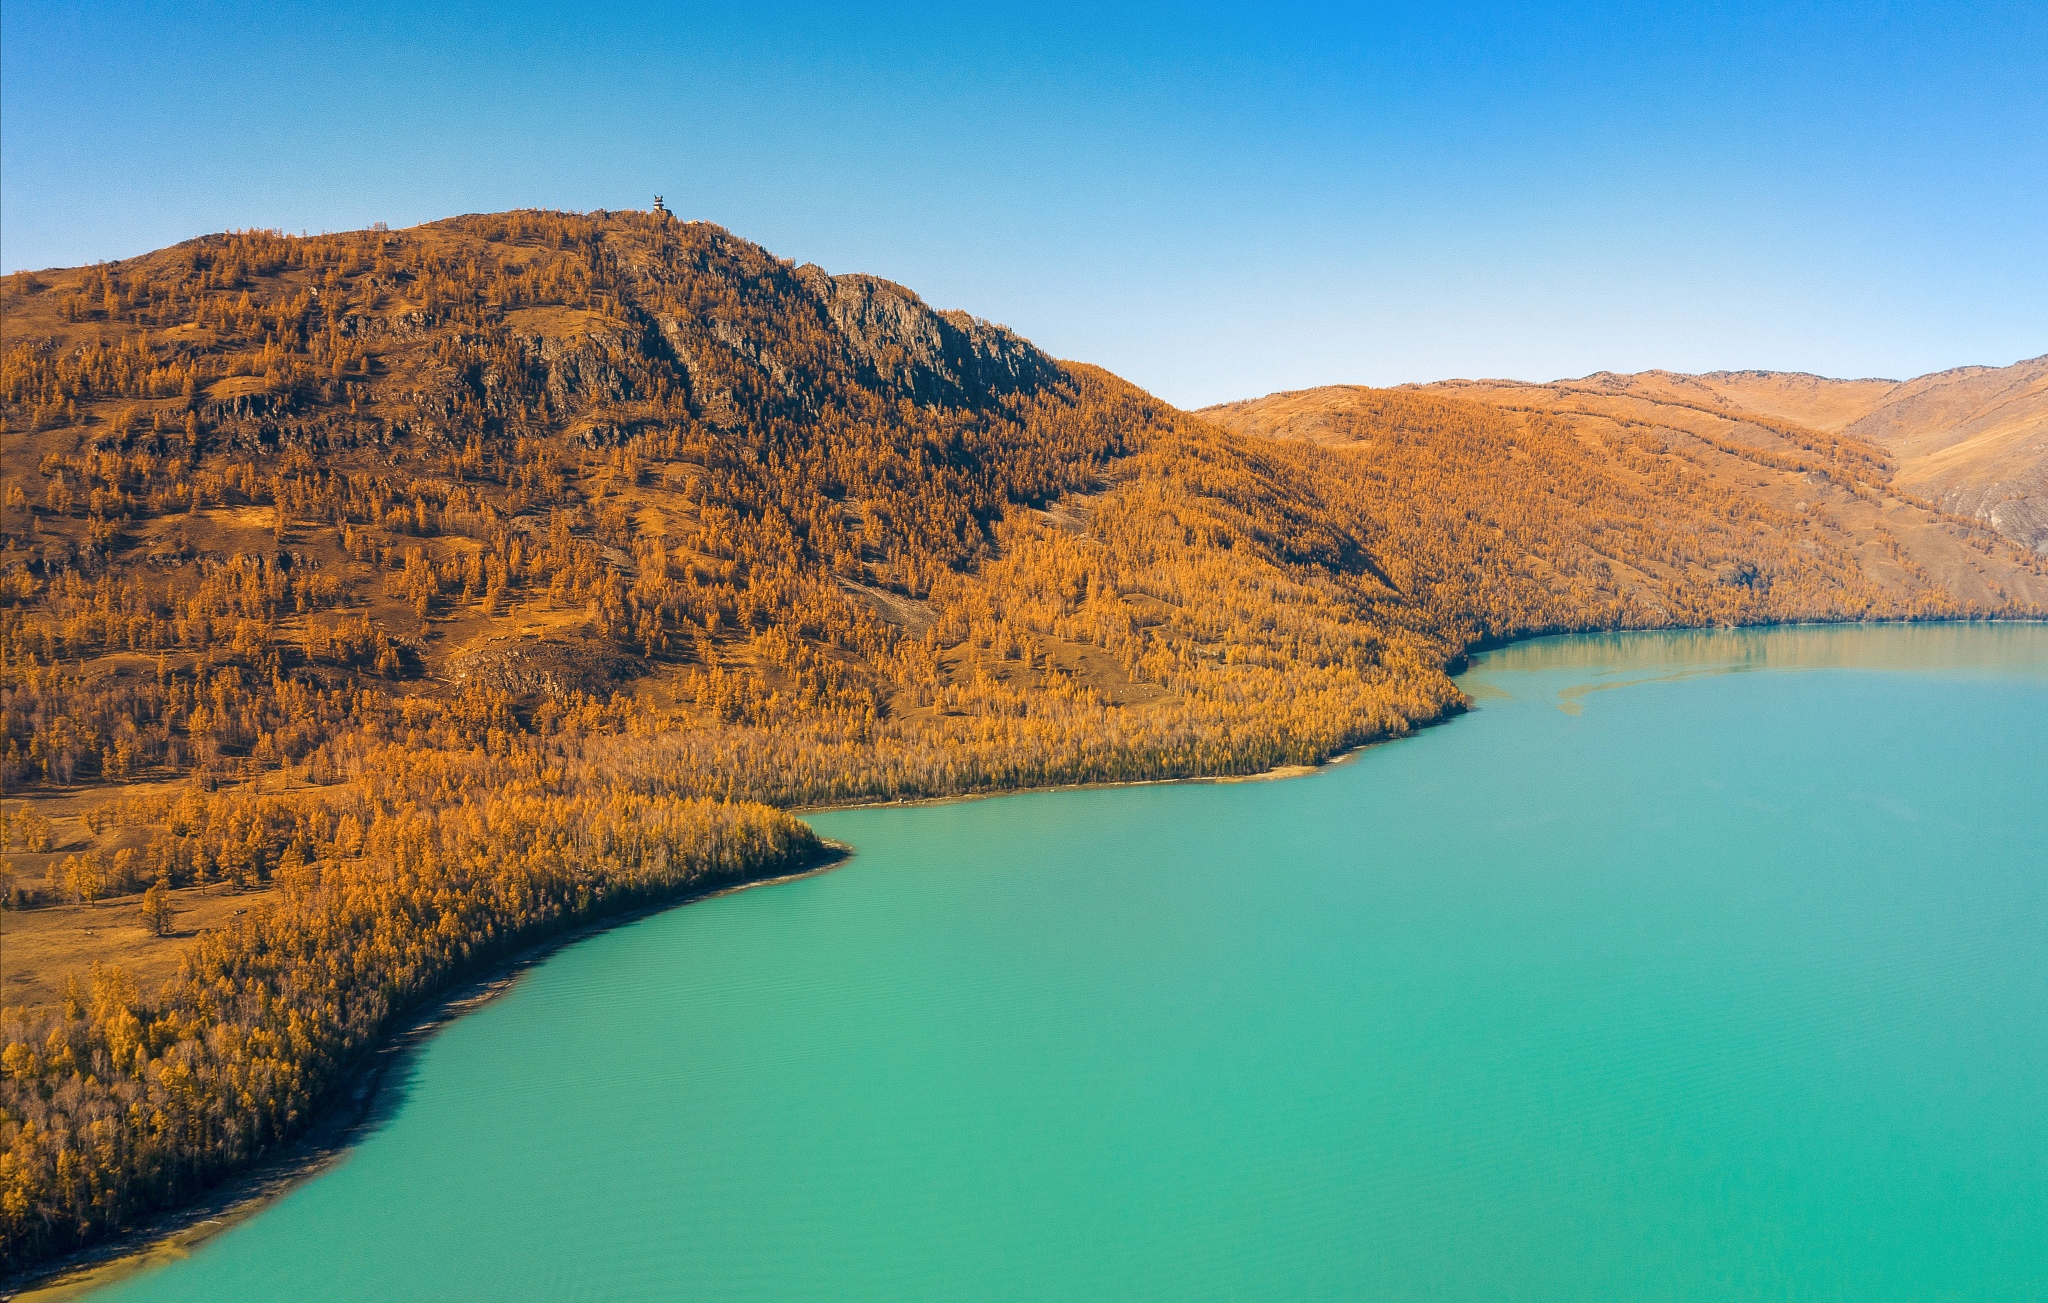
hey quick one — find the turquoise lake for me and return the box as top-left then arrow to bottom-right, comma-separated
98,623 -> 2048,1301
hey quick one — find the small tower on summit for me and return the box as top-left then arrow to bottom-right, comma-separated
652,195 -> 668,219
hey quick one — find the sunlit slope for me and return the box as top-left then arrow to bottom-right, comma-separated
1387,360 -> 2048,556
1,210 -> 1467,810
1638,359 -> 2048,554
1570,368 -> 1900,434
1200,384 -> 2048,622
1837,358 -> 2048,553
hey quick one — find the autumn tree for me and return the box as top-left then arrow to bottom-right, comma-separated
140,872 -> 173,936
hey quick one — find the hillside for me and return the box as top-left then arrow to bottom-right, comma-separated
1202,381 -> 2048,623
1375,358 -> 2048,557
1836,360 -> 2048,553
1,213 -> 1464,809
1,210 -> 2042,1275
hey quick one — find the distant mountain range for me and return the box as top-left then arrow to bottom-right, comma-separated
1483,361 -> 2047,554
1204,355 -> 2048,567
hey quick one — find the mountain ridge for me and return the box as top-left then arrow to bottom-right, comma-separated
1200,355 -> 2047,557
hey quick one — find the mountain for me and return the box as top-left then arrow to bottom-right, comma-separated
0,211 -> 1471,814
1349,357 -> 2048,556
1,211 -> 2043,1276
1835,359 -> 2048,553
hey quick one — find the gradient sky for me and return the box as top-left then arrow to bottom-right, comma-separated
3,2 -> 2043,406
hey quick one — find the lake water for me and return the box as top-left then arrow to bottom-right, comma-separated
96,624 -> 2048,1301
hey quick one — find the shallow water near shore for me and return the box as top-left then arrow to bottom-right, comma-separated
91,623 -> 2048,1301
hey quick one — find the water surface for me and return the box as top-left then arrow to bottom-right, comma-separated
101,623 -> 2048,1301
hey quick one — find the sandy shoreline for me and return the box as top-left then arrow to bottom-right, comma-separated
3,845 -> 852,1302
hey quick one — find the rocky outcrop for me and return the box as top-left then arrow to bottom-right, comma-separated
793,266 -> 1059,406
444,637 -> 646,697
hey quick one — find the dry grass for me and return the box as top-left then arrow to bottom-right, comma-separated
2,883 -> 274,1010
1418,375 -> 2048,599
1414,361 -> 2048,556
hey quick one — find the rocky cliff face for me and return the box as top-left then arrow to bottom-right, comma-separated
794,266 -> 1058,406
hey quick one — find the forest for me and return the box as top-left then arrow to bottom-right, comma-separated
1,209 -> 2038,1275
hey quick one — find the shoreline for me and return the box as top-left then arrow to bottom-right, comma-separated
3,738 -> 1382,1297
1443,611 -> 2046,672
789,749 -> 1365,817
792,616 -> 2048,819
3,843 -> 853,1303
10,615 -> 2039,1297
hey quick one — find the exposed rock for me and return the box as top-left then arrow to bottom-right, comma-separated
793,266 -> 1059,405
837,579 -> 936,634
444,637 -> 646,697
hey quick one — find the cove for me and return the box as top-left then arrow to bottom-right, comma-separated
91,623 -> 2048,1301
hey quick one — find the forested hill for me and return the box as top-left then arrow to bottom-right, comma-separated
1,208 -> 1466,809
1,209 -> 2043,1276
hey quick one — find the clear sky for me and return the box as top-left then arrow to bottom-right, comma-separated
3,2 -> 2043,406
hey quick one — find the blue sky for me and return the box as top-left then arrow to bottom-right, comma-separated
3,2 -> 2042,405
